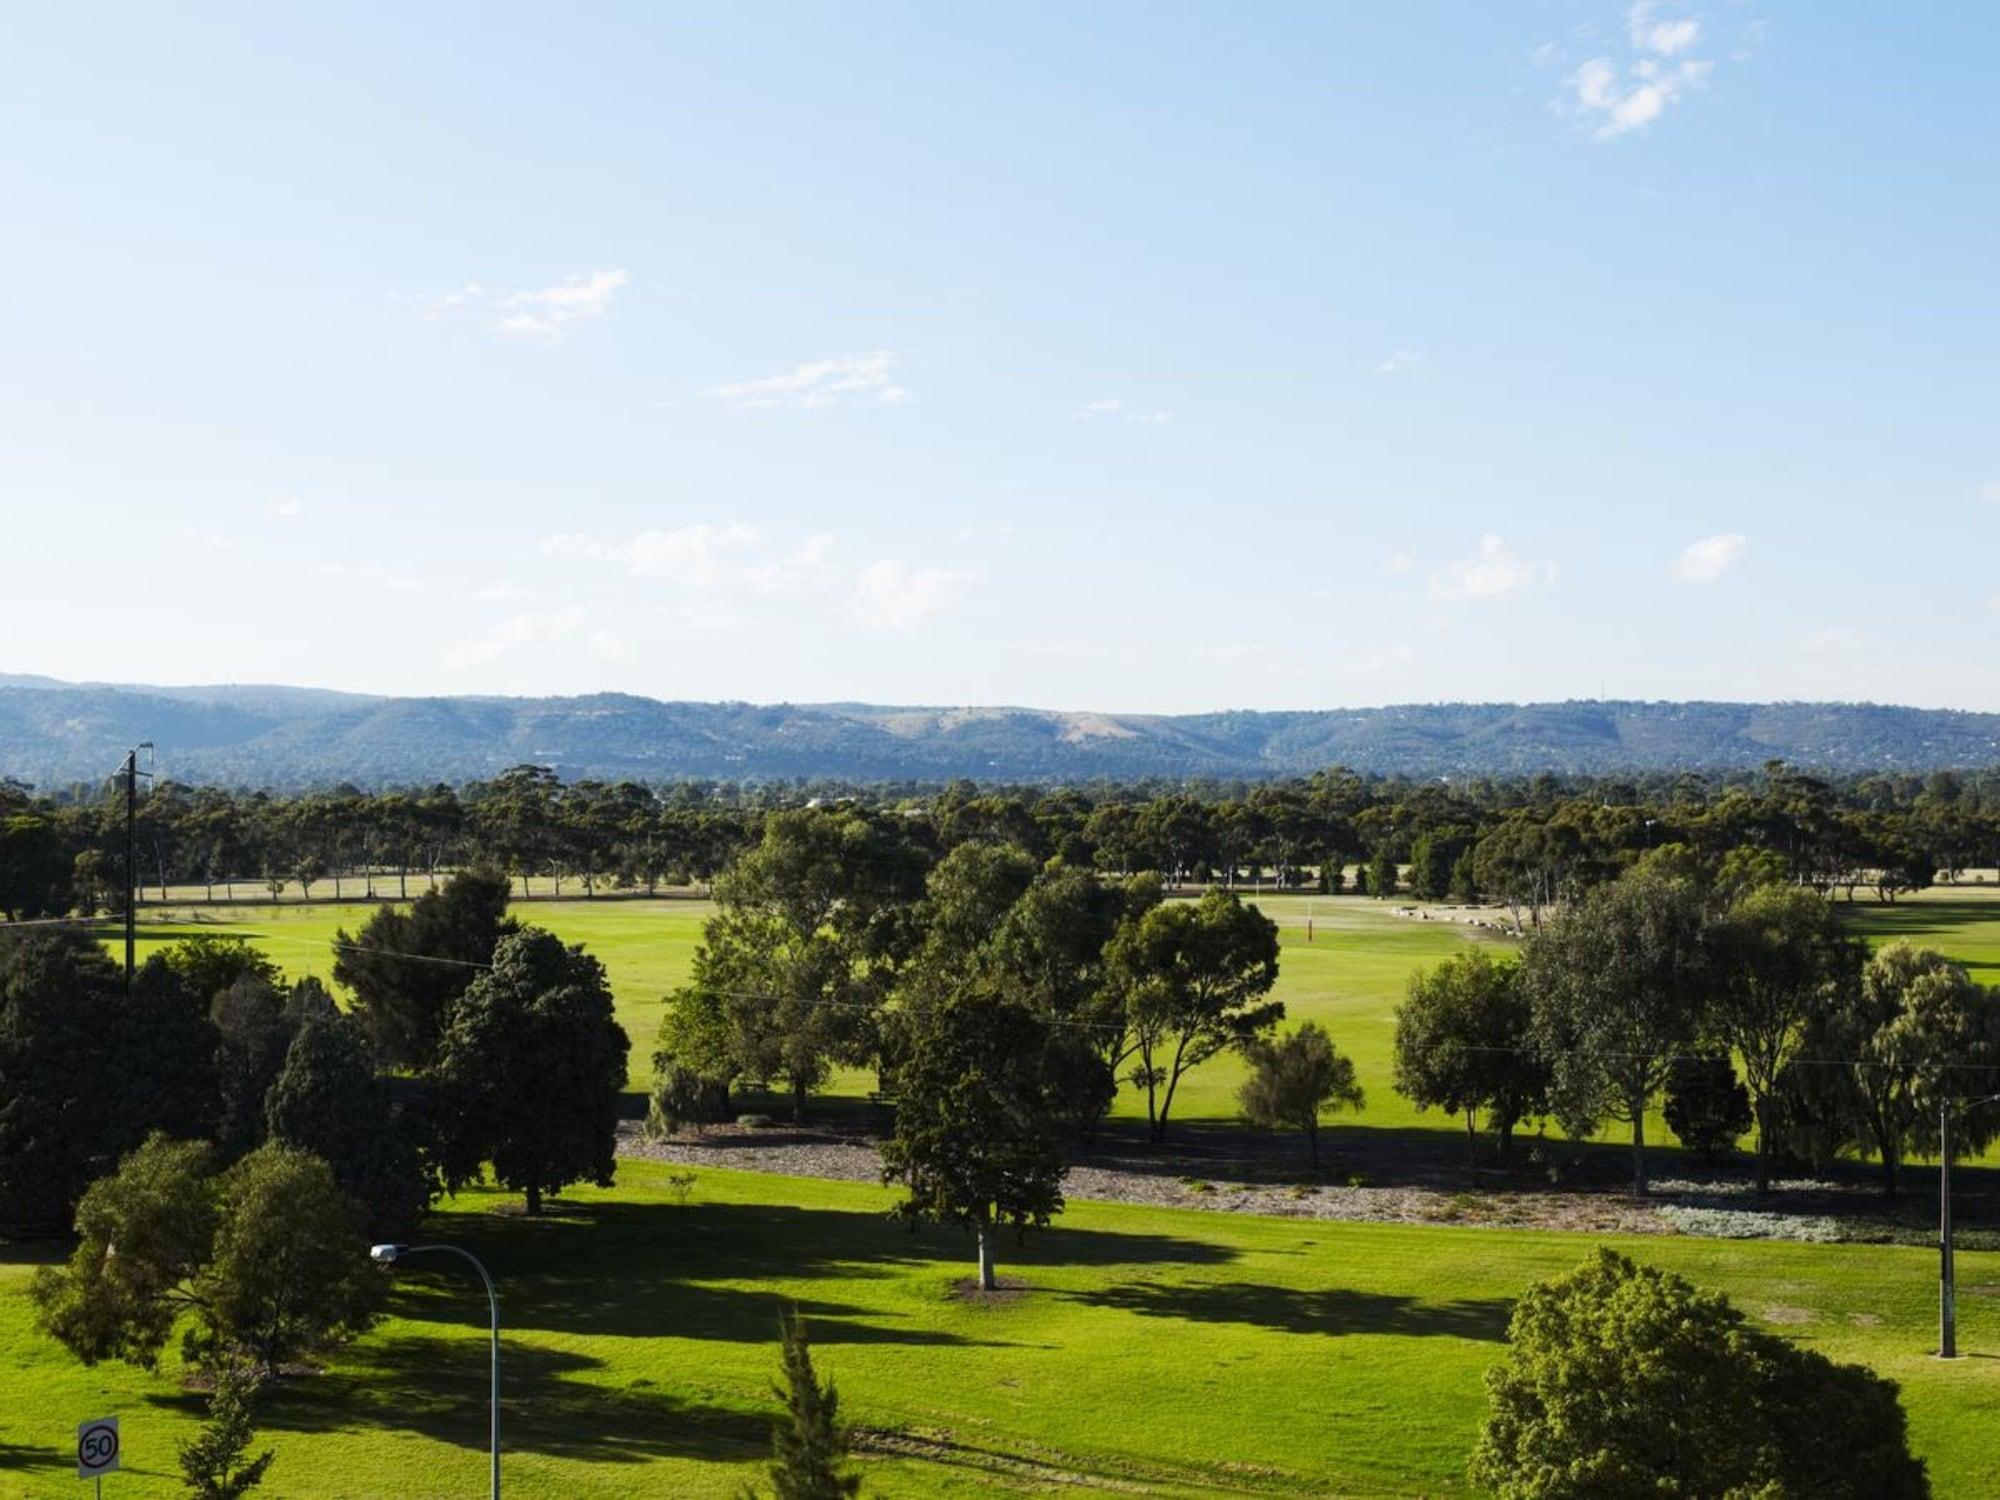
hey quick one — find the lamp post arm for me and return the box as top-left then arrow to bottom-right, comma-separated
397,1245 -> 500,1498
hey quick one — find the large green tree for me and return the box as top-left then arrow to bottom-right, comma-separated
31,1135 -> 380,1376
0,932 -> 216,1232
1710,883 -> 1860,1191
266,1013 -> 432,1239
1470,1249 -> 1927,1499
333,868 -> 516,1070
1828,942 -> 2000,1196
882,989 -> 1065,1291
1111,889 -> 1283,1142
431,928 -> 630,1215
1523,868 -> 1712,1193
1393,949 -> 1547,1167
661,809 -> 925,1122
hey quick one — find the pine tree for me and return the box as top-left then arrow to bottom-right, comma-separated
177,1360 -> 274,1498
763,1312 -> 861,1500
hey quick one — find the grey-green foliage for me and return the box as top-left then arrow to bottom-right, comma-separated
1523,868 -> 1711,1192
1237,1022 -> 1363,1166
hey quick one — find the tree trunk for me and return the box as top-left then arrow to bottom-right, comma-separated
1498,1116 -> 1514,1164
1631,1110 -> 1648,1195
792,1075 -> 808,1125
1466,1107 -> 1479,1170
1754,1096 -> 1772,1194
1307,1122 -> 1320,1169
975,1219 -> 996,1291
525,1183 -> 542,1216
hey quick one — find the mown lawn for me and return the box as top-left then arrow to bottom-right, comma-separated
3,1160 -> 1998,1498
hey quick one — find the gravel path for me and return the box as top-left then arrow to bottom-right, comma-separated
618,1121 -> 1671,1235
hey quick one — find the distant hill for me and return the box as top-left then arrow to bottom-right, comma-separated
2,677 -> 1997,789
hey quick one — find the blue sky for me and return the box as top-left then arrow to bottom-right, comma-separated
3,2 -> 1996,713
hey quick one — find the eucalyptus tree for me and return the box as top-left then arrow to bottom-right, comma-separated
1524,867 -> 1713,1193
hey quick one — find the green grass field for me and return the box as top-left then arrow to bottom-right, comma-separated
4,1160 -> 1998,1497
8,888 -> 2000,1494
112,882 -> 2000,1140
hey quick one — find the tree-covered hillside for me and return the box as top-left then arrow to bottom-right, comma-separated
2,678 -> 1997,789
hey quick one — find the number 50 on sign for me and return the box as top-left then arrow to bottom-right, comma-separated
77,1416 -> 119,1480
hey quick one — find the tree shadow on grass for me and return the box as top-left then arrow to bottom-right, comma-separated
0,1441 -> 56,1473
1075,1281 -> 1512,1341
401,1198 -> 1235,1343
149,1336 -> 768,1467
0,1237 -> 68,1269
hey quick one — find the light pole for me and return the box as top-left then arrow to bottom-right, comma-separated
1937,1093 -> 2000,1359
372,1243 -> 500,1496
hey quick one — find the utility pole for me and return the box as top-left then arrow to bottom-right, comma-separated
1937,1090 -> 2000,1360
119,743 -> 153,994
1940,1098 -> 1955,1359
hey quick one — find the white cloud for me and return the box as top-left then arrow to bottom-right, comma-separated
1627,1 -> 1700,56
424,269 -> 629,341
1378,349 -> 1424,376
708,352 -> 907,410
1075,397 -> 1173,425
317,562 -> 423,592
1430,534 -> 1555,601
1980,481 -> 2000,505
446,606 -> 586,667
1387,551 -> 1414,575
851,560 -> 971,630
1671,532 -> 1747,584
268,497 -> 305,518
542,523 -> 838,606
1561,3 -> 1717,140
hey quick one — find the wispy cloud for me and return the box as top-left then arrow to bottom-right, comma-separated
851,560 -> 971,630
424,268 -> 629,341
1430,535 -> 1555,601
1980,481 -> 2000,506
268,497 -> 305,519
1671,532 -> 1747,584
1555,2 -> 1718,140
541,524 -> 834,594
1075,398 -> 1173,426
446,606 -> 587,668
708,352 -> 907,410
1377,349 -> 1424,376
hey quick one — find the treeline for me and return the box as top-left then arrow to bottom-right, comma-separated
1390,853 -> 2000,1196
8,760 -> 2000,922
3,873 -> 628,1382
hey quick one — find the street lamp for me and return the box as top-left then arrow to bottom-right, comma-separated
1937,1094 -> 2000,1359
372,1243 -> 501,1496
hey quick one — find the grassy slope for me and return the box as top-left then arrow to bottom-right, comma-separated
4,1161 -> 1997,1498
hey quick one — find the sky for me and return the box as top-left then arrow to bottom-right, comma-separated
2,2 -> 1996,715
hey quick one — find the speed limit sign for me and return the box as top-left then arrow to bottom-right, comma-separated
76,1416 -> 119,1479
